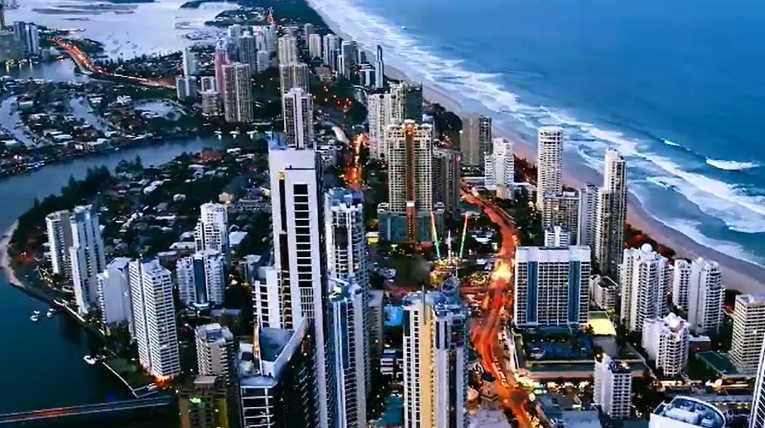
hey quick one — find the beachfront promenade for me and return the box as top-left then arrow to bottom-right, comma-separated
0,396 -> 171,426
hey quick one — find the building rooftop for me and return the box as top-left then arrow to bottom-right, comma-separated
516,246 -> 591,263
402,290 -> 465,318
259,326 -> 293,363
229,230 -> 248,247
736,294 -> 765,306
368,289 -> 384,306
198,323 -> 233,345
652,397 -> 725,428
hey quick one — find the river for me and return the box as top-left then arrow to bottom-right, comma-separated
0,61 -> 226,424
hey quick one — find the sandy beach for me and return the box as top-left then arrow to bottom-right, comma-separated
311,4 -> 765,295
0,220 -> 23,287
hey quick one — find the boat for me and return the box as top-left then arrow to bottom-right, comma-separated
83,355 -> 98,365
33,310 -> 40,315
30,314 -> 39,322
46,308 -> 56,319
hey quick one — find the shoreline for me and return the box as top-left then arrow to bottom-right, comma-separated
308,1 -> 765,295
1,220 -> 23,287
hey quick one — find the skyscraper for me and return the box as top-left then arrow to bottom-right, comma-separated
182,47 -> 198,76
176,76 -> 198,100
390,81 -> 423,122
222,62 -> 253,123
282,87 -> 314,149
484,137 -> 514,191
196,323 -> 236,383
750,335 -> 765,428
237,34 -> 257,75
178,376 -> 229,428
536,126 -> 563,208
367,91 -> 395,160
576,184 -> 598,247
685,258 -> 723,334
268,144 -> 333,428
402,291 -> 467,428
239,320 -> 316,428
277,34 -> 298,64
730,294 -> 765,374
130,258 -> 180,379
46,210 -> 73,279
594,149 -> 627,277
620,244 -> 671,333
543,225 -> 571,248
642,313 -> 690,377
541,190 -> 580,243
195,203 -> 229,256
461,115 -> 492,169
329,281 -> 368,428
324,188 -> 368,291
213,38 -> 229,99
177,250 -> 226,308
432,146 -> 462,220
379,120 -> 441,243
96,257 -> 132,329
322,34 -> 340,67
279,62 -> 309,93
594,354 -> 632,419
308,33 -> 322,59
375,45 -> 385,89
69,205 -> 107,315
340,40 -> 358,78
368,289 -> 385,359
514,246 -> 591,326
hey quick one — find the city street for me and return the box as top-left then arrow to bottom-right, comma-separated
464,188 -> 532,428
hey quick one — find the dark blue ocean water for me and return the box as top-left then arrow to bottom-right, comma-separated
310,0 -> 765,268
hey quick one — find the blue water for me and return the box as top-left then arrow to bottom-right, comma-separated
309,0 -> 765,269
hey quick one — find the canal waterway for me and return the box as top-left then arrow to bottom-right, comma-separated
0,61 -> 226,421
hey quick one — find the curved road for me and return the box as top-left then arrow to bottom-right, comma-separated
47,37 -> 174,89
464,189 -> 532,428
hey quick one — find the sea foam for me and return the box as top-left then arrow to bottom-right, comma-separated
706,158 -> 760,171
311,0 -> 765,252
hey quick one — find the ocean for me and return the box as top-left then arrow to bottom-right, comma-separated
308,0 -> 765,270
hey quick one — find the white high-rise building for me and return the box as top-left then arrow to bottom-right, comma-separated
237,34 -> 257,75
642,313 -> 690,377
200,76 -> 216,92
322,34 -> 340,67
69,205 -> 107,315
129,258 -> 180,379
177,250 -> 226,307
96,257 -> 132,328
368,92 -> 395,160
536,126 -> 563,208
541,191 -> 580,243
750,335 -> 765,428
195,323 -> 236,385
684,258 -> 724,334
620,244 -> 671,333
403,291 -> 467,428
308,33 -> 322,59
283,87 -> 314,149
484,137 -> 514,190
375,45 -> 385,89
544,225 -> 571,247
195,203 -> 229,256
329,281 -> 368,428
650,397 -> 725,428
577,183 -> 598,247
594,150 -> 627,277
672,259 -> 692,310
340,40 -> 358,78
325,188 -> 370,393
730,294 -> 765,374
279,62 -> 309,94
594,354 -> 632,419
45,210 -> 73,278
268,144 -> 333,428
256,50 -> 270,73
277,34 -> 298,64
325,188 -> 368,291
222,62 -> 253,123
182,47 -> 198,76
514,246 -> 591,327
